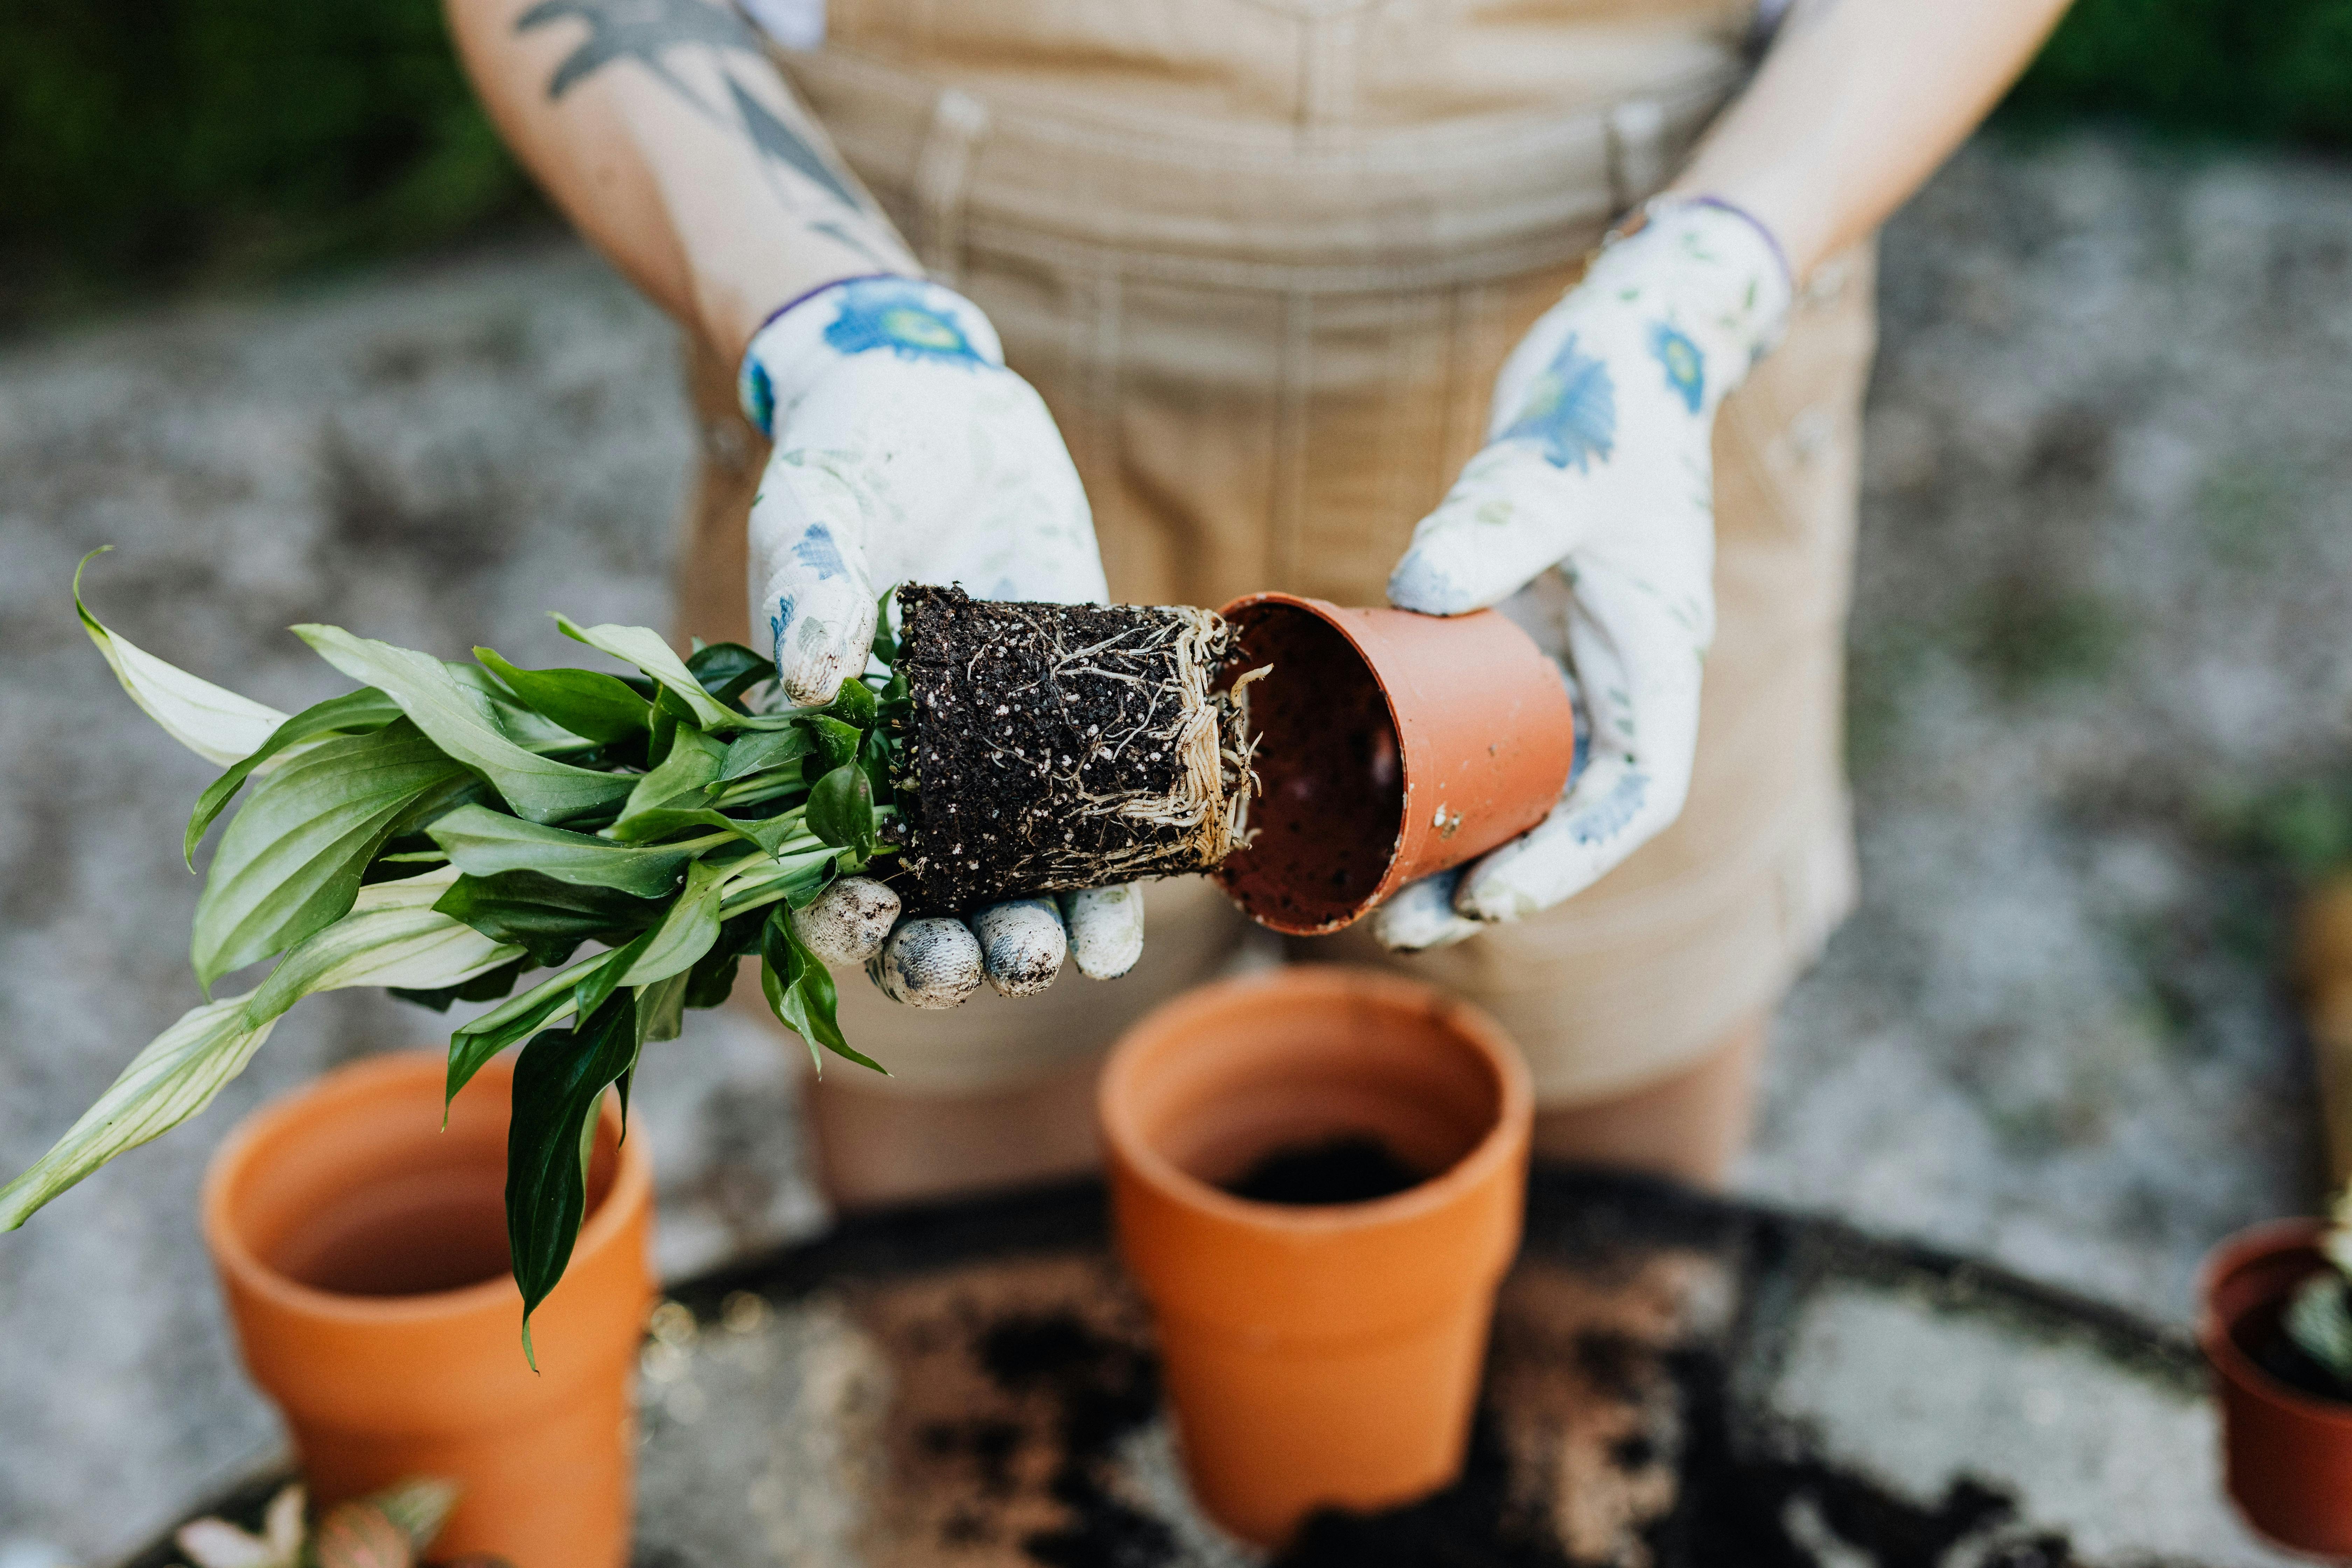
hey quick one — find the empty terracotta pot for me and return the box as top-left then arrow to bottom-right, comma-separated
1213,593 -> 1577,935
1100,965 -> 1533,1546
202,1050 -> 653,1568
2200,1219 -> 2352,1556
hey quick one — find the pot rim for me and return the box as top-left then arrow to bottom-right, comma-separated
201,1048 -> 652,1324
1214,593 -> 1414,933
1099,965 -> 1533,1235
2196,1216 -> 2352,1428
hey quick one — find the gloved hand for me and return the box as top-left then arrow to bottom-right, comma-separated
1374,198 -> 1793,952
740,275 -> 1146,1003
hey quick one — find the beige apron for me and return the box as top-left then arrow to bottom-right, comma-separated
677,0 -> 1876,1105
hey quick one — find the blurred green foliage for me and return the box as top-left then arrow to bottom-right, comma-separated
2,0 -> 2350,324
0,0 -> 536,325
2004,0 -> 2352,147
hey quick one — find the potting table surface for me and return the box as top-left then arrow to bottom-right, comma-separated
125,1168 -> 2302,1568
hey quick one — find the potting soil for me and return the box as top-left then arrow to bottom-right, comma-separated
894,586 -> 1252,911
1221,1134 -> 1427,1205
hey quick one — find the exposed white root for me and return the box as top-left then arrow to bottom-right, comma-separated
868,917 -> 983,1009
1059,885 -> 1145,979
968,899 -> 1067,997
791,876 -> 901,966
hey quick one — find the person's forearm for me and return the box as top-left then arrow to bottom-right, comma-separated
1668,0 -> 2072,279
445,0 -> 917,363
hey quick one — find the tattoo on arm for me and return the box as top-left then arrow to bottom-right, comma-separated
723,74 -> 863,209
518,0 -> 872,217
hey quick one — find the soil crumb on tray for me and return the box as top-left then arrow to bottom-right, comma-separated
1223,1134 -> 1427,1205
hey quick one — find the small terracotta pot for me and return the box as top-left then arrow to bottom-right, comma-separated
1100,966 -> 1533,1546
202,1050 -> 653,1568
1213,593 -> 1578,935
2198,1218 -> 2352,1557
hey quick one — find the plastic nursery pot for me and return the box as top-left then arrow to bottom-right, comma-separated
1212,592 -> 1577,936
202,1050 -> 654,1568
1099,965 -> 1533,1547
2199,1218 -> 2352,1557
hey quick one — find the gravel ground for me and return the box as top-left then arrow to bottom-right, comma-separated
1739,132 -> 2352,1315
1,132 -> 2347,1562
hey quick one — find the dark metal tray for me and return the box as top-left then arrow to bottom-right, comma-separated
122,1168 -> 2293,1567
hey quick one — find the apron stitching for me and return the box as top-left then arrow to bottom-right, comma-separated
909,86 -> 990,285
1436,281 -> 1473,511
954,219 -> 1614,296
1605,96 -> 1671,212
1375,285 -> 1422,583
1087,255 -> 1123,518
1272,290 -> 1313,588
783,45 -> 1739,173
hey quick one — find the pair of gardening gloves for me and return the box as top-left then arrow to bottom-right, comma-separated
739,200 -> 1793,1007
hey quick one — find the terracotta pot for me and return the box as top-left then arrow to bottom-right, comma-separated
2199,1218 -> 2352,1556
1213,593 -> 1578,935
202,1050 -> 653,1568
1099,966 -> 1533,1546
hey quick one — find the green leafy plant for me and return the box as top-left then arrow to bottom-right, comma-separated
174,1476 -> 494,1568
1,553 -> 904,1359
2286,1183 -> 2352,1395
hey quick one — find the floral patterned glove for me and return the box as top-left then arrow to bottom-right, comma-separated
1375,198 -> 1793,951
740,277 -> 1144,1003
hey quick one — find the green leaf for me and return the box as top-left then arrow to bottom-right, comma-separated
0,871 -> 517,1229
294,624 -> 637,824
615,858 -> 730,988
445,663 -> 598,755
860,723 -> 895,806
75,549 -> 287,766
600,806 -> 808,852
192,725 -> 472,990
682,910 -> 764,1009
569,928 -> 651,1026
426,803 -> 696,896
184,688 -> 405,867
446,962 -> 593,1104
760,907 -> 885,1075
685,642 -> 769,706
634,971 -> 690,1047
718,725 -> 814,782
870,582 -> 901,665
557,856 -> 732,1037
390,952 -> 531,1013
433,870 -> 661,968
805,715 -> 862,772
806,763 -> 876,853
474,648 -> 652,745
613,724 -> 724,830
715,843 -> 842,919
506,997 -> 638,1363
825,674 -> 877,730
552,615 -> 742,732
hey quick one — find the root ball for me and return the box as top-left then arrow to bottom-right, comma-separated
892,586 -> 1257,910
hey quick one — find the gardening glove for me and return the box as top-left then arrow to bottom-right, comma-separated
740,276 -> 1146,1005
1375,197 -> 1793,952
